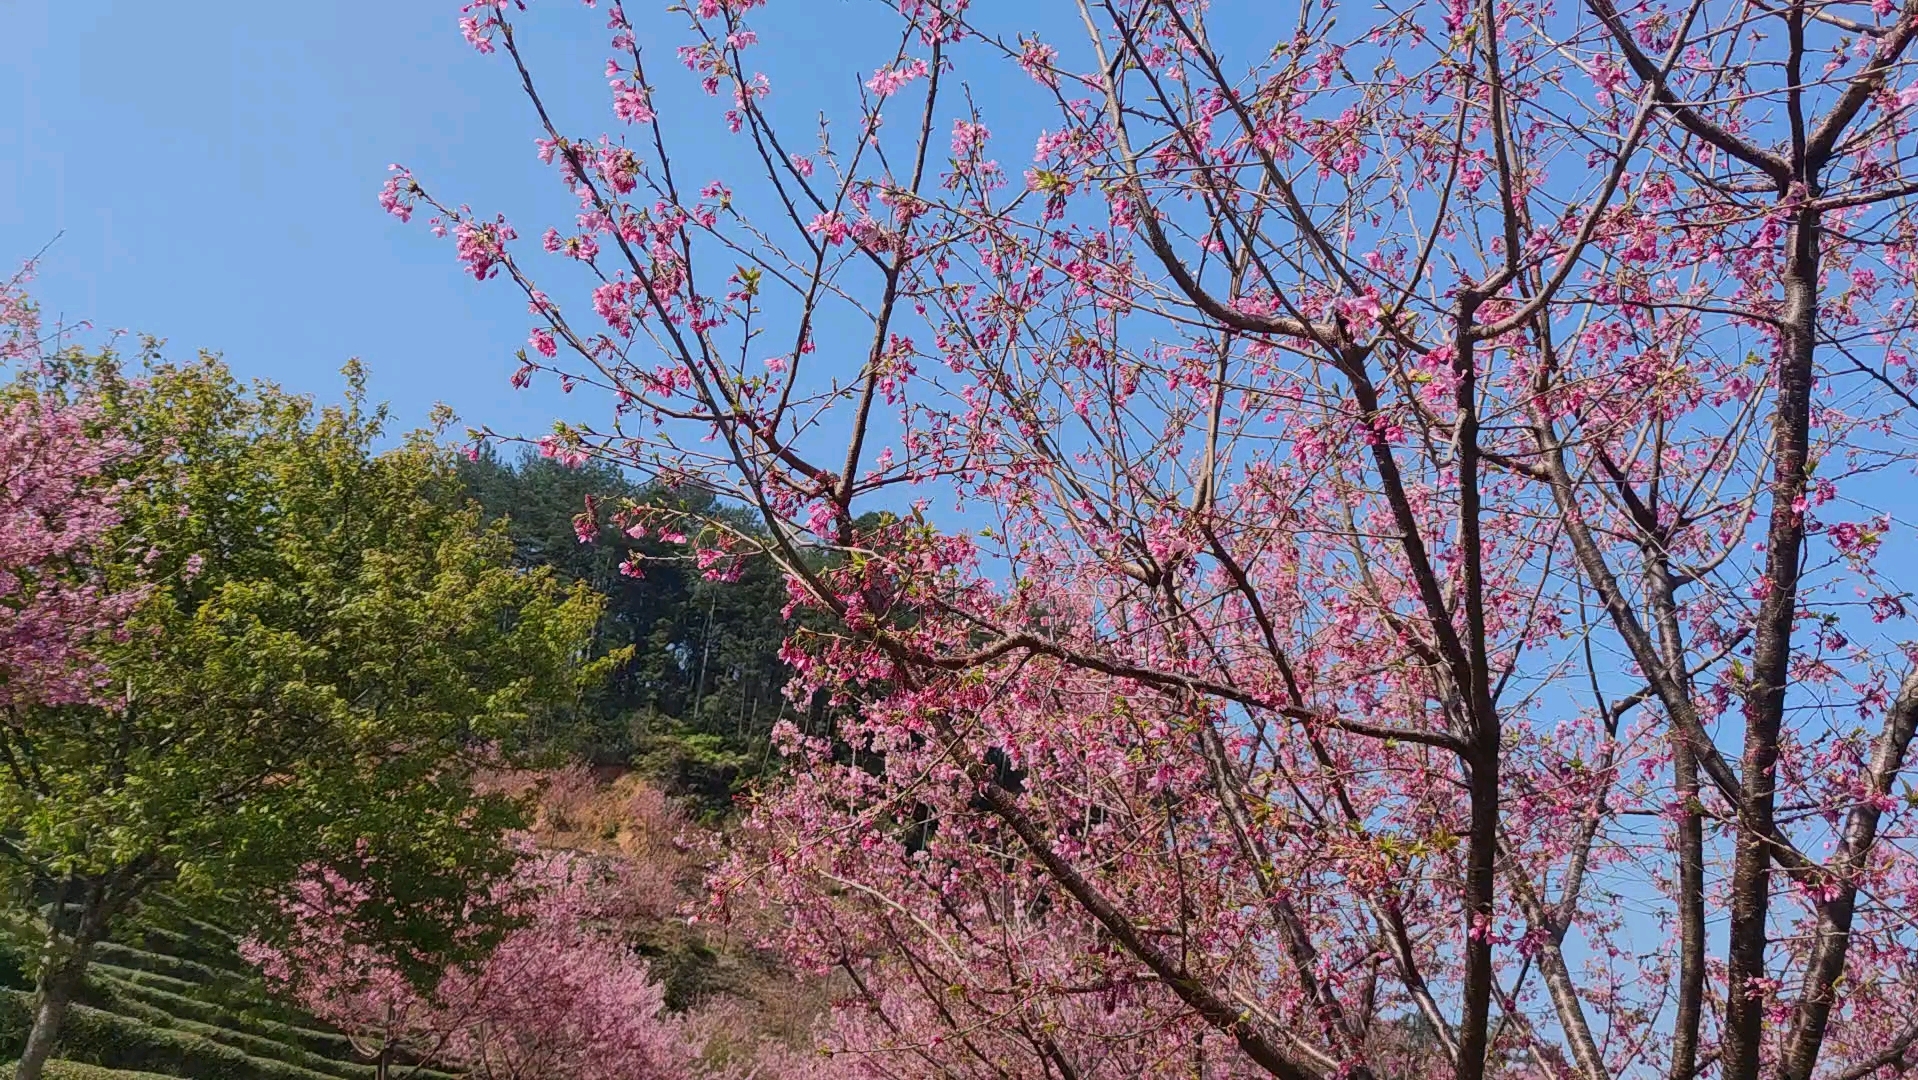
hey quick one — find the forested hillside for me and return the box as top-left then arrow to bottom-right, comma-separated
456,447 -> 798,809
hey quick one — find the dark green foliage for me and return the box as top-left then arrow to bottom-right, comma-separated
630,922 -> 726,1013
458,447 -> 797,809
0,946 -> 24,994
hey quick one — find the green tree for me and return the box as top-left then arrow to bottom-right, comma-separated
0,350 -> 609,1080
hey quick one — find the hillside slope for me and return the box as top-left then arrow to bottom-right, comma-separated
0,897 -> 454,1080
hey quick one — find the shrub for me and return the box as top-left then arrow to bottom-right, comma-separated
2,1061 -> 178,1080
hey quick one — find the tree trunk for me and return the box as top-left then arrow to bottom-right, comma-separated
14,934 -> 97,1080
1723,196 -> 1821,1080
15,878 -> 114,1080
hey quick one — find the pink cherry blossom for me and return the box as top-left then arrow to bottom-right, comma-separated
393,2 -> 1918,1077
865,58 -> 928,99
246,844 -> 696,1080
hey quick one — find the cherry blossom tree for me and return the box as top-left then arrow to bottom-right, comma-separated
246,843 -> 695,1080
0,262 -> 150,1080
394,1 -> 1918,1078
0,267 -> 138,711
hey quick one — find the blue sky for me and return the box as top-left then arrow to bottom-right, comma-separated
0,0 -> 884,440
3,0 -> 582,434
0,0 -> 1240,447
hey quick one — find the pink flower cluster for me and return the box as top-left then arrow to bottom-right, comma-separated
246,845 -> 695,1080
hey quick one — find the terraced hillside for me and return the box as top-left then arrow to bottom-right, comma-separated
0,897 -> 454,1080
